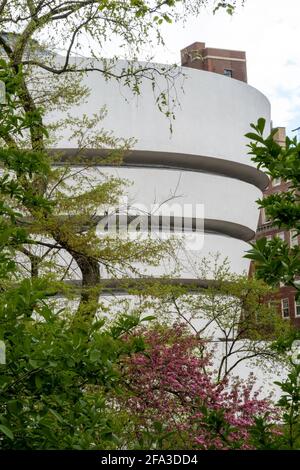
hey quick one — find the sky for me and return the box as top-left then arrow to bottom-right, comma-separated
64,0 -> 300,136
150,0 -> 300,137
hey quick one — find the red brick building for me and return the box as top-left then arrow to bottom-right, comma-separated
181,41 -> 247,83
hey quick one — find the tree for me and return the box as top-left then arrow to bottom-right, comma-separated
118,323 -> 278,450
0,81 -> 154,449
2,0 -> 258,450
249,338 -> 300,450
125,255 -> 292,381
0,0 -> 243,325
245,118 -> 300,294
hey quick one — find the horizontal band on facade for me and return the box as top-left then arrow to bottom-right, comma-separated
17,214 -> 253,242
50,148 -> 269,191
60,277 -> 236,296
95,214 -> 254,242
205,218 -> 254,241
202,55 -> 246,62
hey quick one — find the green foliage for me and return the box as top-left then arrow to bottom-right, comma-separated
213,0 -> 245,15
128,255 -> 291,380
245,119 -> 300,292
245,236 -> 300,290
249,413 -> 280,450
0,290 -> 147,449
271,329 -> 300,354
250,356 -> 300,450
0,148 -> 50,178
275,364 -> 300,449
0,69 -> 144,449
3,0 -> 295,452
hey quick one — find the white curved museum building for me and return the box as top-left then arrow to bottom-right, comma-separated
50,47 -> 270,280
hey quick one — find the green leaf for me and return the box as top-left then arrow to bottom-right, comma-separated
90,349 -> 99,362
35,374 -> 43,390
141,316 -> 156,322
245,132 -> 265,144
257,117 -> 266,134
49,409 -> 64,423
0,424 -> 14,440
7,400 -> 22,414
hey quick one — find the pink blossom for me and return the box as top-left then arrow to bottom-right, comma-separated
119,323 -> 277,449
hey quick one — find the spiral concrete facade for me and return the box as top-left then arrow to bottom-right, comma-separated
49,58 -> 271,278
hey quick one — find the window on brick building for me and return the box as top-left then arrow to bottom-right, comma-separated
281,298 -> 290,318
295,299 -> 300,317
290,229 -> 299,247
224,69 -> 232,77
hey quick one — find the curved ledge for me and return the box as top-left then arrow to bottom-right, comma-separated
62,277 -> 232,296
205,219 -> 254,241
50,148 -> 269,191
95,214 -> 254,242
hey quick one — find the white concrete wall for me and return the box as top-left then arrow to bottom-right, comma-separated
94,167 -> 261,232
44,61 -> 283,396
49,58 -> 271,166
47,58 -> 271,276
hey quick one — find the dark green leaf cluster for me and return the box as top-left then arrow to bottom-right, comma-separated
245,119 -> 300,292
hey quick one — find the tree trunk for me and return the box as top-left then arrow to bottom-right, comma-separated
70,252 -> 101,327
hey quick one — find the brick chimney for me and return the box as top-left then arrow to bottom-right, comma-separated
181,41 -> 247,83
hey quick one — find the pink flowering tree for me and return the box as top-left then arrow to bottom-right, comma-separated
119,324 -> 278,450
